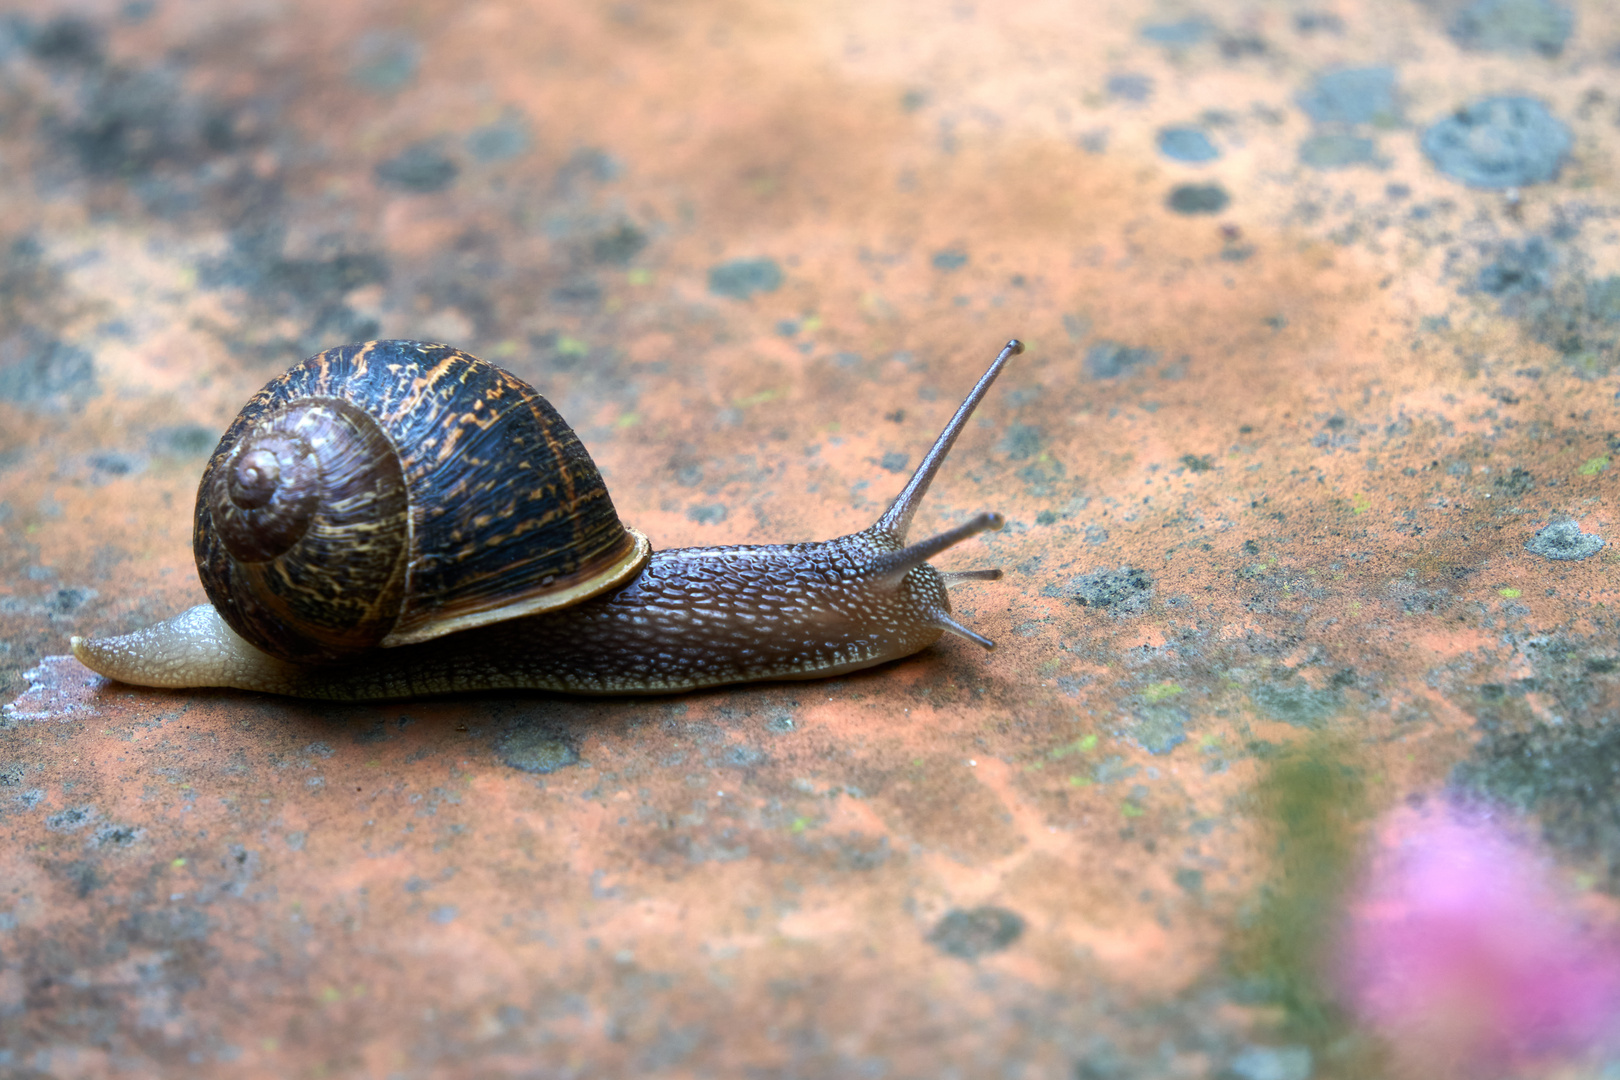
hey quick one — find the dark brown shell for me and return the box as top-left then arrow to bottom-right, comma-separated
194,340 -> 649,664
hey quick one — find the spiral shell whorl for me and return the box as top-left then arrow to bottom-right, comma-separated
197,396 -> 410,663
194,340 -> 646,665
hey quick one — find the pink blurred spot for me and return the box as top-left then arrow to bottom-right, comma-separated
1340,800 -> 1620,1072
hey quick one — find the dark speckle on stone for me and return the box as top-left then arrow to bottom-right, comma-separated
1449,0 -> 1572,56
931,249 -> 969,271
465,108 -> 533,163
92,823 -> 142,847
1130,704 -> 1189,755
1074,1043 -> 1134,1080
591,222 -> 648,265
723,745 -> 768,769
1140,19 -> 1210,46
1297,67 -> 1399,126
1477,237 -> 1553,297
708,257 -> 783,299
687,503 -> 728,525
1071,567 -> 1154,616
1166,183 -> 1230,215
60,859 -> 102,898
197,232 -> 388,355
1219,34 -> 1269,58
28,16 -> 103,66
47,592 -> 92,615
375,141 -> 460,193
1295,11 -> 1346,34
551,277 -> 602,305
53,63 -> 257,187
1525,519 -> 1603,561
998,424 -> 1045,461
1157,127 -> 1219,162
496,724 -> 580,774
879,451 -> 909,473
45,804 -> 97,831
1584,276 -> 1620,323
556,147 -> 623,190
0,333 -> 97,405
88,451 -> 138,477
1106,73 -> 1154,102
1299,133 -> 1379,170
1452,704 -> 1620,889
350,30 -> 422,93
1494,466 -> 1535,495
204,236 -> 391,302
927,906 -> 1026,959
1085,341 -> 1160,378
1250,679 -> 1343,727
150,424 -> 218,458
1421,97 -> 1571,189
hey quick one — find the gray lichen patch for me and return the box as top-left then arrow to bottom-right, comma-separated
44,803 -> 97,831
1085,340 -> 1160,378
1524,519 -> 1603,561
1462,234 -> 1620,377
707,257 -> 783,299
1165,182 -> 1230,214
374,140 -> 460,193
1296,67 -> 1400,127
1452,715 -> 1620,890
1069,567 -> 1154,616
1298,134 -> 1378,171
1447,0 -> 1573,56
496,723 -> 580,774
1249,676 -> 1345,728
1421,96 -> 1571,188
1126,702 -> 1190,754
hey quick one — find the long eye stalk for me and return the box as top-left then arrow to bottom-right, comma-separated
868,338 -> 1022,650
875,338 -> 1023,541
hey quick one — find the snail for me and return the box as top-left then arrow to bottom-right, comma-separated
71,337 -> 1022,700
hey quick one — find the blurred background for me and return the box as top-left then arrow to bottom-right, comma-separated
0,0 -> 1618,1076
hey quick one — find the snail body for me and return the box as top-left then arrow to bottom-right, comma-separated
73,339 -> 1022,701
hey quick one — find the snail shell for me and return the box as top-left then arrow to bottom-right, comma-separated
193,340 -> 649,664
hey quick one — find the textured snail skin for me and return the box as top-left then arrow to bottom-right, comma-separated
74,532 -> 967,698
73,340 -> 1023,700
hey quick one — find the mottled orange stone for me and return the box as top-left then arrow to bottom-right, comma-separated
2,0 -> 1619,1076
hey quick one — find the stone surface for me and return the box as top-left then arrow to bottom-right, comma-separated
1,0 -> 1619,1077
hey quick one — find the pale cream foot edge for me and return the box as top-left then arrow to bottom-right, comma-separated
72,605 -> 302,692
